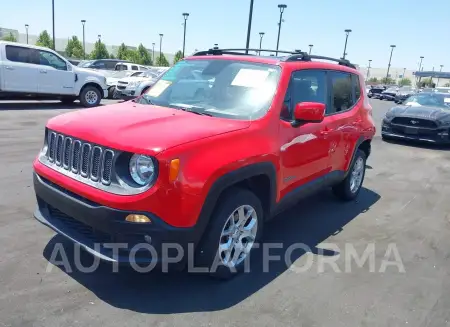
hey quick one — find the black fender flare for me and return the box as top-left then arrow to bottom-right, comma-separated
344,136 -> 368,178
192,162 -> 277,244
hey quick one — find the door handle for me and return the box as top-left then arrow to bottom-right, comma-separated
5,66 -> 14,70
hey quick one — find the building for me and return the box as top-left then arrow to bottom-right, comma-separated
0,27 -> 175,64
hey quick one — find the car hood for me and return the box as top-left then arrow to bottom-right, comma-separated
118,76 -> 150,83
46,102 -> 251,155
390,105 -> 450,120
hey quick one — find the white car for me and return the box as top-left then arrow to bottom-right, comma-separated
0,41 -> 107,107
115,69 -> 163,99
104,71 -> 143,98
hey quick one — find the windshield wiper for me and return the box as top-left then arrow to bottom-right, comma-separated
168,103 -> 213,116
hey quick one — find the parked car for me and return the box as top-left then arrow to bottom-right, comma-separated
394,86 -> 416,103
382,92 -> 450,143
114,62 -> 148,71
105,71 -> 144,99
0,41 -> 107,107
33,49 -> 375,278
78,59 -> 132,71
367,85 -> 386,99
379,86 -> 399,101
434,87 -> 450,93
68,59 -> 81,66
116,67 -> 170,100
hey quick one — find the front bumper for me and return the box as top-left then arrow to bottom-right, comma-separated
114,87 -> 138,100
33,172 -> 197,265
381,119 -> 450,144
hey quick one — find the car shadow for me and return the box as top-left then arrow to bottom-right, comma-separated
42,187 -> 380,314
382,137 -> 450,151
0,101 -> 111,111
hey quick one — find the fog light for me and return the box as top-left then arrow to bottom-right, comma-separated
125,214 -> 152,223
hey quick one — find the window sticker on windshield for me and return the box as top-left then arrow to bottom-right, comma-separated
146,80 -> 172,97
231,69 -> 270,87
444,98 -> 450,103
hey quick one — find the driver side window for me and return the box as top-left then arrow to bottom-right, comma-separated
281,69 -> 327,120
39,50 -> 67,70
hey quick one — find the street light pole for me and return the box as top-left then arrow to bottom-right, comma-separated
152,43 -> 155,63
366,59 -> 372,80
98,34 -> 101,42
309,44 -> 313,55
25,24 -> 29,44
259,32 -> 265,55
81,20 -> 86,59
182,13 -> 189,57
385,45 -> 396,83
275,4 -> 287,56
51,0 -> 55,50
159,33 -> 163,64
437,65 -> 444,86
402,67 -> 406,78
245,0 -> 254,54
342,29 -> 351,59
418,56 -> 424,72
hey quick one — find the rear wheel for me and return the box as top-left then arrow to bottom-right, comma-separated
79,86 -> 101,107
195,188 -> 264,279
332,149 -> 366,201
107,86 -> 115,99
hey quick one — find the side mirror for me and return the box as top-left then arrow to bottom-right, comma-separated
292,102 -> 325,127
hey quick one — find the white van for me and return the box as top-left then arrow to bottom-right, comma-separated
0,41 -> 108,107
114,62 -> 148,71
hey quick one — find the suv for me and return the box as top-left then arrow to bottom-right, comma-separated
33,48 -> 375,278
0,41 -> 107,107
78,59 -> 132,71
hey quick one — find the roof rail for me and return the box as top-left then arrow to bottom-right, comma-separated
192,48 -> 356,69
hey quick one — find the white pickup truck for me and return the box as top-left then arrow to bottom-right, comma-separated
0,41 -> 108,107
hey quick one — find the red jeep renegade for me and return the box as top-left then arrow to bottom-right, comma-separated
33,48 -> 375,278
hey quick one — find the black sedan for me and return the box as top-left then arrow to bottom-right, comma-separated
382,92 -> 450,144
379,86 -> 399,101
368,86 -> 386,99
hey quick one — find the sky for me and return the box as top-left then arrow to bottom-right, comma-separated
2,0 -> 449,70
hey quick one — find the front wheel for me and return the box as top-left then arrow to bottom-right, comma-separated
195,188 -> 264,279
79,86 -> 102,107
332,149 -> 366,201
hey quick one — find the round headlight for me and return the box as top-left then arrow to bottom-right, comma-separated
129,154 -> 156,186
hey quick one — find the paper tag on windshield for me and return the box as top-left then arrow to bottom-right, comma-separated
231,69 -> 270,87
444,98 -> 450,103
146,80 -> 172,97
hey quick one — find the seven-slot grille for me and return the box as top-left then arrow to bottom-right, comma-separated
46,131 -> 115,185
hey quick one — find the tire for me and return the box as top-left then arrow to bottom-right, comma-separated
332,149 -> 366,201
79,86 -> 102,107
195,187 -> 264,280
60,96 -> 76,104
107,86 -> 115,99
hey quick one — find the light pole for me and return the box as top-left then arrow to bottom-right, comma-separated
159,33 -> 163,63
402,67 -> 406,78
308,44 -> 313,55
259,32 -> 265,55
25,24 -> 29,44
342,29 -> 351,59
98,34 -> 101,42
152,42 -> 155,63
245,0 -> 254,54
275,4 -> 287,56
81,20 -> 86,59
385,45 -> 396,84
182,13 -> 189,57
437,65 -> 444,86
418,56 -> 424,71
366,59 -> 372,80
214,43 -> 219,48
51,0 -> 55,50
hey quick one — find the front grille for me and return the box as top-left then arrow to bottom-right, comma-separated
116,85 -> 126,90
391,117 -> 437,128
46,130 -> 116,186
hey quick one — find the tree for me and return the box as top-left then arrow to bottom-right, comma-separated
173,50 -> 183,65
36,30 -> 53,48
368,77 -> 378,83
117,43 -> 130,60
380,77 -> 394,85
398,78 -> 411,86
135,43 -> 152,65
90,40 -> 109,59
65,36 -> 84,59
2,32 -> 17,42
418,78 -> 435,88
156,53 -> 170,67
109,53 -> 116,59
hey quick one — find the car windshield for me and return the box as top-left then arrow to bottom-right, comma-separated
398,86 -> 413,92
142,70 -> 159,79
110,71 -> 134,78
404,93 -> 450,108
385,87 -> 398,92
137,59 -> 281,120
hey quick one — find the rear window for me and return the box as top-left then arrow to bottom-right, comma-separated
5,45 -> 36,64
115,64 -> 128,71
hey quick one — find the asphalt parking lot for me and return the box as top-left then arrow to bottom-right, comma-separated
1,99 -> 450,327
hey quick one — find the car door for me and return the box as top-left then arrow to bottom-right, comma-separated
1,44 -> 39,92
278,69 -> 332,198
37,49 -> 75,95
